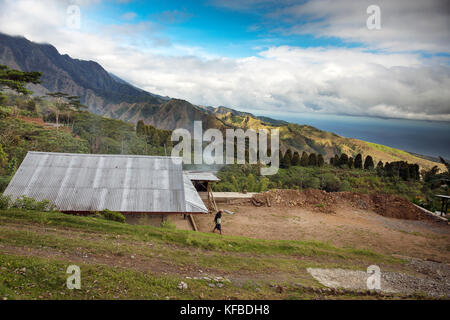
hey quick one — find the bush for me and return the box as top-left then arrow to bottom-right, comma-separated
321,173 -> 341,192
11,196 -> 55,211
100,209 -> 125,223
303,176 -> 320,189
0,106 -> 12,119
161,220 -> 176,229
0,193 -> 11,209
339,180 -> 351,192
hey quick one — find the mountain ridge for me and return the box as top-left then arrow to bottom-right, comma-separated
0,32 -> 443,170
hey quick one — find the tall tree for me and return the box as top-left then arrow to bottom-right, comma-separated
279,150 -> 286,168
317,154 -> 325,167
283,150 -> 292,168
376,160 -> 384,176
333,154 -> 340,167
291,151 -> 300,166
354,153 -> 363,169
364,155 -> 374,170
136,120 -> 146,137
308,153 -> 318,166
339,153 -> 349,167
46,92 -> 69,130
376,160 -> 384,170
348,157 -> 354,169
300,151 -> 309,166
0,64 -> 41,95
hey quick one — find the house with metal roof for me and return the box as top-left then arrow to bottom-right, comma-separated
3,152 -> 208,217
185,170 -> 220,211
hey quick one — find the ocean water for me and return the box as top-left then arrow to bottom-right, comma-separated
270,113 -> 450,159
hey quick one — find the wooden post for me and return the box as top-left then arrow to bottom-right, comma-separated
189,214 -> 198,231
207,182 -> 218,212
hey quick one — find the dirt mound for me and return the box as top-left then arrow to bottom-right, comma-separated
252,189 -> 334,213
252,189 -> 439,222
369,194 -> 431,221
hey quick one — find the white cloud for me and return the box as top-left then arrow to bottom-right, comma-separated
121,12 -> 137,20
0,0 -> 449,121
268,0 -> 450,53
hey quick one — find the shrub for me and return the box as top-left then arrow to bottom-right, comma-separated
321,173 -> 341,192
11,196 -> 55,211
0,176 -> 12,192
161,220 -> 176,229
0,193 -> 11,209
100,209 -> 125,223
338,180 -> 351,192
303,176 -> 320,189
0,106 -> 12,119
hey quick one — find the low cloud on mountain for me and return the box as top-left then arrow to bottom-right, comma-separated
0,0 -> 449,121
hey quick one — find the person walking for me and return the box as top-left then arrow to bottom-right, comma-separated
212,209 -> 223,235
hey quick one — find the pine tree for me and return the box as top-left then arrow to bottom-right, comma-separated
354,154 -> 363,169
339,153 -> 349,167
308,153 -> 317,166
292,151 -> 300,166
376,161 -> 384,170
408,164 -> 416,180
151,131 -> 161,146
413,164 -> 420,181
283,150 -> 292,168
333,155 -> 339,167
300,151 -> 309,166
376,160 -> 384,176
317,154 -> 325,167
279,150 -> 286,168
0,64 -> 41,95
348,157 -> 354,169
385,162 -> 392,177
136,120 -> 146,137
364,155 -> 374,170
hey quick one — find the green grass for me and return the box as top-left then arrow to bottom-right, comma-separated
0,209 -> 399,264
365,142 -> 410,159
0,253 -> 246,300
0,209 -> 407,300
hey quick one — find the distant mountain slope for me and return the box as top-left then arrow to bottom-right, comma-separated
0,33 -> 442,170
103,98 -> 229,132
0,33 -> 164,114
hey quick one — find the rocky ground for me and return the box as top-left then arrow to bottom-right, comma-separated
307,257 -> 450,297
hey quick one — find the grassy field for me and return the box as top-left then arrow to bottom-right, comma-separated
0,208 -> 415,300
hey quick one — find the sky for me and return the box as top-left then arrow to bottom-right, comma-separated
0,0 -> 449,121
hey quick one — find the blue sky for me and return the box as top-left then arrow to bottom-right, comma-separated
84,0 -> 365,58
0,0 -> 449,122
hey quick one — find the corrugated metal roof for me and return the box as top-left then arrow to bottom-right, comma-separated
185,171 -> 220,182
183,174 -> 208,213
4,152 -> 208,213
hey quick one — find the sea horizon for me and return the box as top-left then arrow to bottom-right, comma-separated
259,112 -> 450,160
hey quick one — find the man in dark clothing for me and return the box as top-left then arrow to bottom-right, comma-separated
212,209 -> 223,235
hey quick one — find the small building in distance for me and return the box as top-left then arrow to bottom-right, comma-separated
4,152 -> 208,226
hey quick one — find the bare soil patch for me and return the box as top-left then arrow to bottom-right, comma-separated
197,190 -> 450,262
252,189 -> 442,221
